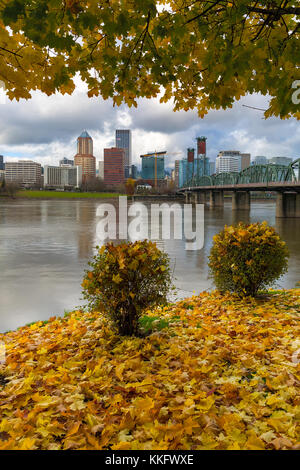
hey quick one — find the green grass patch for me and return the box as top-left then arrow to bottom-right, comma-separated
23,320 -> 49,328
17,190 -> 124,199
139,315 -> 169,334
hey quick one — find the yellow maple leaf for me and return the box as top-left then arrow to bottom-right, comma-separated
246,435 -> 265,450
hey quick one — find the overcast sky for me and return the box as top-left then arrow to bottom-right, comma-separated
0,77 -> 299,170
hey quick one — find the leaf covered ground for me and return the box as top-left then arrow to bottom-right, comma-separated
0,290 -> 299,450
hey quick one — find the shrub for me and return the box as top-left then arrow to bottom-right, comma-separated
125,178 -> 136,196
208,221 -> 289,296
82,240 -> 173,336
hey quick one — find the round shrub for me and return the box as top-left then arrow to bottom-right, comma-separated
82,240 -> 173,336
208,221 -> 289,296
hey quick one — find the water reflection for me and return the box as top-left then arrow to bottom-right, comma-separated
0,199 -> 299,332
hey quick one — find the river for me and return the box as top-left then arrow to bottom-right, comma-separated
0,198 -> 299,332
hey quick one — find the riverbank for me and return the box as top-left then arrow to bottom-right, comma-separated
15,190 -> 124,199
0,289 -> 299,450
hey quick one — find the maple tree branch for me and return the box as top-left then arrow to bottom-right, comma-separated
248,5 -> 300,16
183,1 -> 300,27
184,1 -> 224,25
138,11 -> 151,62
88,35 -> 107,60
0,46 -> 22,57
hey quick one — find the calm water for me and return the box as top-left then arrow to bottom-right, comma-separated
0,198 -> 299,332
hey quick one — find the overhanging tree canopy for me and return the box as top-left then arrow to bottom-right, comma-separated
0,0 -> 299,118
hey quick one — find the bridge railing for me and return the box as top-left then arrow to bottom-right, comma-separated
183,159 -> 300,188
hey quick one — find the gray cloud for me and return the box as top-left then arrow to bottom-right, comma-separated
0,84 -> 299,168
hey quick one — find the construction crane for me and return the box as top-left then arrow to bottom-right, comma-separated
140,151 -> 182,188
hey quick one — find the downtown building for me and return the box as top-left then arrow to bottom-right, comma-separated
44,165 -> 82,189
177,137 -> 211,187
74,131 -> 96,183
216,151 -> 251,174
104,147 -> 125,186
252,155 -> 269,165
141,152 -> 165,183
0,155 -> 4,181
116,129 -> 132,177
59,157 -> 74,167
98,161 -> 104,180
131,164 -> 138,179
5,160 -> 42,187
174,160 -> 180,187
269,156 -> 293,166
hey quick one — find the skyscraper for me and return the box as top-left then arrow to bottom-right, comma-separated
0,155 -> 4,170
197,137 -> 207,156
174,160 -> 180,187
241,153 -> 251,170
104,148 -> 125,186
116,129 -> 132,172
77,130 -> 93,155
74,130 -> 96,183
141,153 -> 165,182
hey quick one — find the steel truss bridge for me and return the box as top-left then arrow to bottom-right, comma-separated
182,159 -> 300,188
178,159 -> 300,218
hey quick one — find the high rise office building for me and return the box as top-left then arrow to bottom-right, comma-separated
0,155 -> 4,171
216,150 -> 250,173
216,151 -> 242,173
74,130 -> 96,183
269,157 -> 293,166
241,153 -> 251,170
98,161 -> 104,180
77,130 -> 93,154
131,164 -> 138,179
5,160 -> 42,187
141,153 -> 165,182
197,137 -> 207,157
116,129 -> 132,171
253,156 -> 269,165
174,160 -> 180,187
104,148 -> 125,186
187,148 -> 195,163
44,165 -> 82,188
195,137 -> 210,179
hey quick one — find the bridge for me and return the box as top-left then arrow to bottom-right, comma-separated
178,159 -> 300,217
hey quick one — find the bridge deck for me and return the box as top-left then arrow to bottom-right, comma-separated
179,181 -> 300,192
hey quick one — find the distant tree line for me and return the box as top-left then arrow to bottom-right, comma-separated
0,179 -> 19,198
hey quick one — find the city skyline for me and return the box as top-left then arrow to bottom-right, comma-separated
0,81 -> 299,168
1,126 -> 297,174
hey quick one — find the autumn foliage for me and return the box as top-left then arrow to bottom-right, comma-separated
125,178 -> 136,196
208,222 -> 289,297
1,1 -> 299,118
81,241 -> 172,336
0,290 -> 299,450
